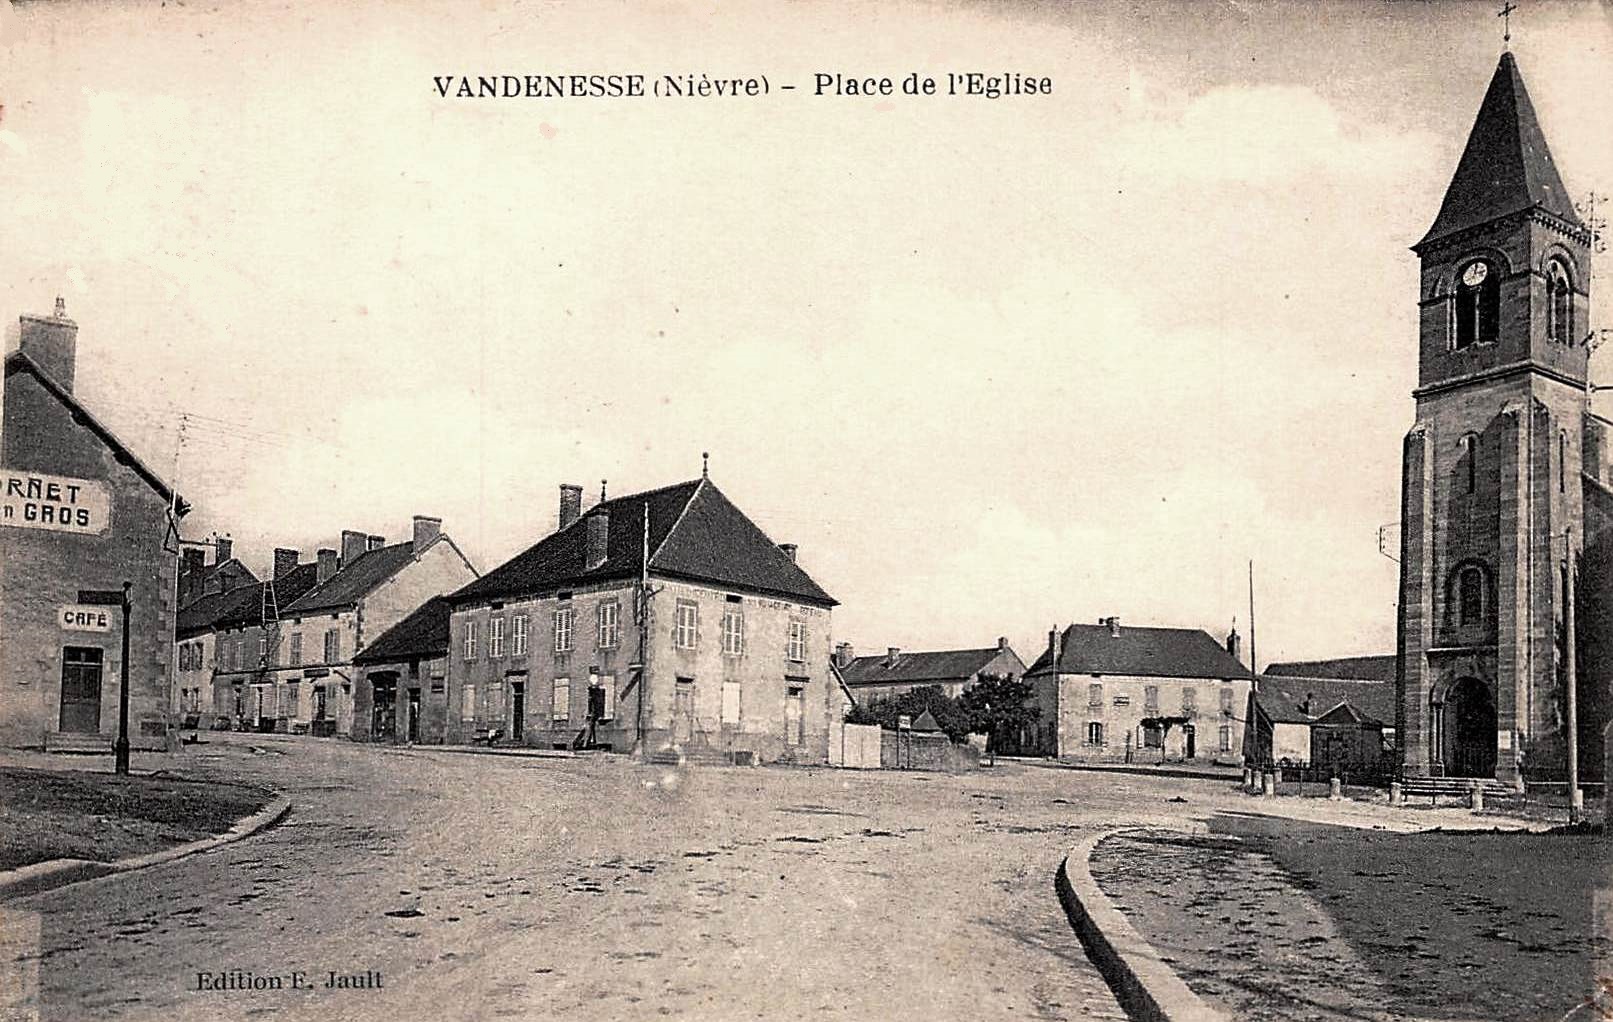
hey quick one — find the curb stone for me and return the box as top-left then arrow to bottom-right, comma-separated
1056,826 -> 1233,1022
0,794 -> 292,902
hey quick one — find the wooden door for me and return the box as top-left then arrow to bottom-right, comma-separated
510,683 -> 524,741
673,679 -> 695,743
58,647 -> 103,733
407,689 -> 421,742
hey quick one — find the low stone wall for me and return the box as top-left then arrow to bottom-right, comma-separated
879,730 -> 980,771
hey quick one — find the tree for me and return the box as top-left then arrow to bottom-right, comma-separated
852,686 -> 972,741
958,673 -> 1042,755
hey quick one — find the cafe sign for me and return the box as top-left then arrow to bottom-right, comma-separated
1,472 -> 111,535
59,604 -> 114,632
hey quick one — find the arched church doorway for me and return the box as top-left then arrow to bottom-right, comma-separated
1444,676 -> 1496,778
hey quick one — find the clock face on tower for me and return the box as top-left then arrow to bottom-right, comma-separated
1461,262 -> 1489,288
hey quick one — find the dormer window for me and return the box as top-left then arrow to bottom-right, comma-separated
1547,261 -> 1573,346
1455,260 -> 1499,349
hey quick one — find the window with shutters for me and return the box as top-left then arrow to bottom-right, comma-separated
462,684 -> 476,721
463,620 -> 478,661
721,680 -> 741,725
552,677 -> 571,721
675,601 -> 698,650
489,616 -> 506,659
722,610 -> 745,656
554,607 -> 574,653
512,614 -> 529,656
788,620 -> 807,662
598,600 -> 620,649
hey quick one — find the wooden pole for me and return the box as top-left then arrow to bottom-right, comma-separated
1566,527 -> 1582,823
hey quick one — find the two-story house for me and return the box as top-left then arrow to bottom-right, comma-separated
1023,618 -> 1251,764
209,518 -> 476,736
446,475 -> 838,764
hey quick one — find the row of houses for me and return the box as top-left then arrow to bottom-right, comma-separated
0,297 -> 1393,769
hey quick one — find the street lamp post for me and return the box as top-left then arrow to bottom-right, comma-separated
115,581 -> 132,776
1565,530 -> 1581,824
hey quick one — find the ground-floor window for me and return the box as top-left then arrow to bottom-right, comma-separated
552,677 -> 570,722
1142,724 -> 1163,748
721,680 -> 741,726
461,684 -> 476,721
1219,725 -> 1232,752
1087,721 -> 1104,746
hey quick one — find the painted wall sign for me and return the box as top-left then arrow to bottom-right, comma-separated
1,472 -> 111,535
58,604 -> 114,632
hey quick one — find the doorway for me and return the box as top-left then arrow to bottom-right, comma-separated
1444,676 -> 1497,778
1184,725 -> 1196,761
371,677 -> 397,742
58,646 -> 103,733
673,678 -> 695,744
407,688 -> 421,743
510,681 -> 525,742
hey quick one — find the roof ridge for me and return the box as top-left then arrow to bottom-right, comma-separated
5,349 -> 183,507
647,476 -> 708,567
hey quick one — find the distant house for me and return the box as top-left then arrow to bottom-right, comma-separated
835,639 -> 1026,701
178,537 -> 257,608
174,554 -> 320,727
1024,618 -> 1251,763
352,596 -> 453,744
446,476 -> 837,764
1245,656 -> 1397,774
207,518 -> 477,737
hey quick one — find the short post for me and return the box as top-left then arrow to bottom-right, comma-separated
1262,769 -> 1276,798
1469,779 -> 1484,812
1389,781 -> 1403,806
1329,775 -> 1342,801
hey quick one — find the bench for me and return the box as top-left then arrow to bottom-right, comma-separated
473,727 -> 504,746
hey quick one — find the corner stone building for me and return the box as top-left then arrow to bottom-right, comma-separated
1,303 -> 186,749
1397,52 -> 1606,786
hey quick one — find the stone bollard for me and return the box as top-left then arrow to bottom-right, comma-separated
1469,779 -> 1484,812
1262,770 -> 1276,798
1389,781 -> 1402,806
1329,776 -> 1342,800
1243,767 -> 1253,792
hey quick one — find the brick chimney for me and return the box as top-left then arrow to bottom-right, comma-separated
340,530 -> 367,566
586,511 -> 610,570
316,548 -> 339,583
180,548 -> 205,605
273,548 -> 300,581
778,543 -> 797,562
1048,627 -> 1062,666
1105,616 -> 1121,638
215,536 -> 233,565
367,534 -> 386,552
997,635 -> 1008,651
559,484 -> 583,530
412,515 -> 442,554
1226,627 -> 1242,663
886,647 -> 901,667
834,642 -> 855,668
18,299 -> 78,393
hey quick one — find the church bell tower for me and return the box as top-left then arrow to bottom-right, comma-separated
1397,51 -> 1593,786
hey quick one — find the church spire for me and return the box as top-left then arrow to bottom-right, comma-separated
1416,51 -> 1583,251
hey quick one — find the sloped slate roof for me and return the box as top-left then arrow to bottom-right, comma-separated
910,709 -> 942,733
1264,655 -> 1396,682
1417,52 -> 1584,249
354,596 -> 452,665
184,563 -> 323,635
1253,674 -> 1396,728
453,478 -> 835,608
282,543 -> 419,616
1025,623 -> 1249,680
842,648 -> 1008,687
5,350 -> 187,510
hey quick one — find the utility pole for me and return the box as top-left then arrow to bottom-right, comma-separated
1565,527 -> 1582,824
1248,561 -> 1258,689
116,582 -> 132,775
635,502 -> 650,754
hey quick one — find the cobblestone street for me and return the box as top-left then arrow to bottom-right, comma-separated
0,737 -> 1254,1022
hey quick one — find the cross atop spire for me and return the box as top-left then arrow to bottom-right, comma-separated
1498,1 -> 1517,49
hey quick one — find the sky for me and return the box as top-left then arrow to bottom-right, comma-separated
1,0 -> 1610,667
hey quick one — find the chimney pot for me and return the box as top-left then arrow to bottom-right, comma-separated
273,547 -> 300,581
18,307 -> 79,394
340,530 -> 367,566
834,642 -> 854,668
778,543 -> 797,562
412,515 -> 442,554
886,647 -> 900,666
316,548 -> 339,583
559,484 -> 583,530
1106,616 -> 1121,637
214,536 -> 233,565
585,511 -> 610,569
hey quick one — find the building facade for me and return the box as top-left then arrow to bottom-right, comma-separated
1396,52 -> 1601,786
351,596 -> 452,744
1023,619 -> 1250,764
0,301 -> 187,749
1245,657 -> 1397,775
836,640 -> 1026,701
209,518 -> 476,737
447,477 -> 838,764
